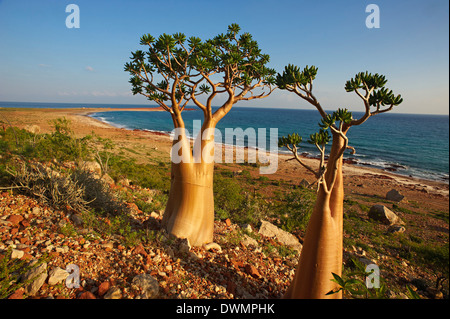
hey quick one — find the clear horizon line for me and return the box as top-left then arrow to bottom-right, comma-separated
0,100 -> 448,116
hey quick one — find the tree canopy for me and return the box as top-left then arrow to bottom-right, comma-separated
124,24 -> 276,127
276,65 -> 403,127
276,66 -> 403,193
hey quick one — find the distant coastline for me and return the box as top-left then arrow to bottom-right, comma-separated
1,102 -> 448,183
86,108 -> 449,184
1,106 -> 448,198
1,101 -> 449,117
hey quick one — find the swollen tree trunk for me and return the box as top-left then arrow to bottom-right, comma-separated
284,131 -> 346,299
161,121 -> 217,247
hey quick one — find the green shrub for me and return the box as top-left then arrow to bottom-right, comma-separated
213,173 -> 269,225
0,118 -> 92,164
213,174 -> 245,214
274,187 -> 316,233
107,157 -> 169,192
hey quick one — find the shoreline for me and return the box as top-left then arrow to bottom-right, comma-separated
83,108 -> 449,186
1,107 -> 448,198
80,108 -> 449,197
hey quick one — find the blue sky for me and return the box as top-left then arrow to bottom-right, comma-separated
0,0 -> 448,114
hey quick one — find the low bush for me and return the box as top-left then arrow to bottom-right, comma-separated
213,173 -> 269,226
70,168 -> 129,215
107,157 -> 169,192
8,160 -> 129,216
9,161 -> 88,212
273,187 -> 316,234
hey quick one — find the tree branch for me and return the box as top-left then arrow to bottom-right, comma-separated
286,144 -> 320,178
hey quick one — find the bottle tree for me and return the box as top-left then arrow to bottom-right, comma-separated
125,24 -> 275,246
276,66 -> 403,298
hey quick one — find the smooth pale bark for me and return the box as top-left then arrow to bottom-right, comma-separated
284,131 -> 346,299
161,120 -> 217,247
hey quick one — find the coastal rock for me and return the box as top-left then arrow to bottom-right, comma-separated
204,242 -> 222,253
343,158 -> 358,165
102,241 -> 114,251
388,224 -> 406,234
24,124 -> 41,134
48,267 -> 69,285
245,264 -> 261,278
98,281 -> 110,296
299,179 -> 310,188
368,205 -> 404,225
11,249 -> 24,259
132,274 -> 159,299
241,224 -> 253,233
258,220 -> 302,253
104,287 -> 122,299
133,243 -> 148,256
22,261 -> 48,296
8,288 -> 25,299
118,178 -> 130,186
82,161 -> 102,175
386,189 -> 405,202
32,206 -> 41,215
101,173 -> 115,185
78,291 -> 96,299
241,235 -> 258,247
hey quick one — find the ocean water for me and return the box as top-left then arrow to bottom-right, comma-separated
89,107 -> 449,182
1,102 -> 448,182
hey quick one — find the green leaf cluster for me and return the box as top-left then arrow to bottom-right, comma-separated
124,24 -> 276,106
307,130 -> 330,146
279,109 -> 351,149
345,71 -> 403,108
276,108 -> 351,157
369,87 -> 403,107
275,64 -> 318,89
344,71 -> 387,92
276,65 -> 403,120
278,132 -> 302,148
124,31 -> 198,103
319,108 -> 353,130
194,25 -> 276,85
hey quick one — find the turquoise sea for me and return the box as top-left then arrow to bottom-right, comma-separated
1,101 -> 448,182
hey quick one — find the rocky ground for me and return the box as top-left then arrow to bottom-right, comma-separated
1,187 -> 300,300
1,180 -> 446,300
